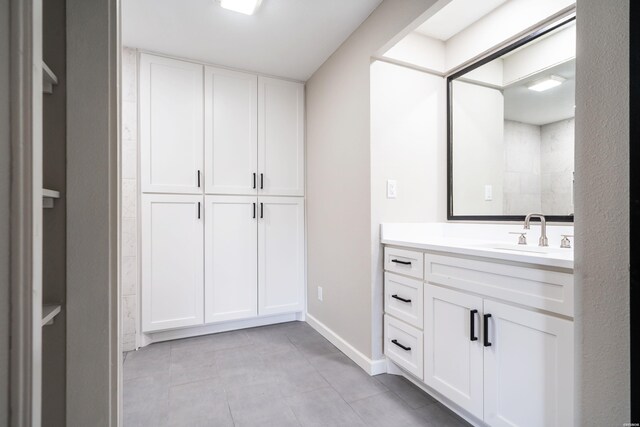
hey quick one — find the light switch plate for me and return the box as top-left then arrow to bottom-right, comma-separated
484,185 -> 493,201
317,286 -> 323,302
387,180 -> 397,199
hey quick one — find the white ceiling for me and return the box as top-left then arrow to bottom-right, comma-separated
122,0 -> 383,81
414,0 -> 508,41
504,60 -> 576,126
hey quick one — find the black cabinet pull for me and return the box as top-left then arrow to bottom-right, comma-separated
391,339 -> 411,351
470,309 -> 478,342
260,173 -> 264,189
197,170 -> 201,188
483,314 -> 492,347
253,173 -> 256,189
260,203 -> 264,219
391,294 -> 411,303
391,259 -> 411,265
197,202 -> 201,219
253,203 -> 256,219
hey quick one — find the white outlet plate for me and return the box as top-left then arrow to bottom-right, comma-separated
484,185 -> 493,201
387,180 -> 397,199
317,286 -> 323,301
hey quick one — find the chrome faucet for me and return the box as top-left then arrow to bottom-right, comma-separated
523,214 -> 548,247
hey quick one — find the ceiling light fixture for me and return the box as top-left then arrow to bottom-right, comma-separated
217,0 -> 262,15
527,75 -> 566,92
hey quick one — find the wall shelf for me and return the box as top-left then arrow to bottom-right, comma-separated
42,304 -> 62,326
42,61 -> 58,94
43,188 -> 60,208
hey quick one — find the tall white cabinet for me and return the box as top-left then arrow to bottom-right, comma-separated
140,53 -> 305,336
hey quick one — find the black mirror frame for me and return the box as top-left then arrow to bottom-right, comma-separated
447,14 -> 576,223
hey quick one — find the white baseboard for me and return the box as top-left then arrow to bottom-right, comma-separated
305,313 -> 387,376
140,312 -> 301,347
387,360 -> 483,427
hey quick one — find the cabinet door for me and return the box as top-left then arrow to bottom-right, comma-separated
258,197 -> 304,315
204,67 -> 258,195
483,300 -> 573,427
424,285 -> 484,419
140,54 -> 203,194
204,195 -> 257,323
141,194 -> 204,332
258,77 -> 304,196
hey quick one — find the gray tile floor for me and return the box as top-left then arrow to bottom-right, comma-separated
123,321 -> 470,426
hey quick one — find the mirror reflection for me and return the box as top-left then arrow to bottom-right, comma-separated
449,20 -> 575,219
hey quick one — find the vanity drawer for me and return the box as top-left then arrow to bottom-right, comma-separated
384,247 -> 424,279
384,315 -> 423,379
385,272 -> 423,329
425,253 -> 574,317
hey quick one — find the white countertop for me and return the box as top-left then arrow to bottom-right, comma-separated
381,223 -> 574,270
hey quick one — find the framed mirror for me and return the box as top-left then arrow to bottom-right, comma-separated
447,16 -> 576,222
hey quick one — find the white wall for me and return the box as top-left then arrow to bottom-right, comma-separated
451,81 -> 504,215
445,0 -> 574,71
306,0 -> 438,361
121,47 -> 138,352
503,120 -> 542,214
382,32 -> 445,71
370,60 -> 445,359
574,0 -> 630,423
541,118 -> 574,215
0,0 -> 10,422
66,0 -> 119,423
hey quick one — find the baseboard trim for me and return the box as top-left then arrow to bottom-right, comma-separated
305,313 -> 386,376
140,312 -> 301,347
387,360 -> 483,427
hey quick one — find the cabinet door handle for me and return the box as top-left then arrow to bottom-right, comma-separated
197,202 -> 201,219
391,294 -> 411,303
483,313 -> 492,347
253,203 -> 256,219
470,309 -> 478,342
260,173 -> 264,190
197,170 -> 201,188
391,339 -> 411,351
391,259 -> 411,265
260,202 -> 264,219
253,173 -> 256,189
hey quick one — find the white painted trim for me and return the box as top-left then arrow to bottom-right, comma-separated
387,360 -> 485,427
305,313 -> 387,376
139,312 -> 302,347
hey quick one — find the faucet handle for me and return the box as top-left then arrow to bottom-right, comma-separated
509,232 -> 527,245
560,234 -> 574,249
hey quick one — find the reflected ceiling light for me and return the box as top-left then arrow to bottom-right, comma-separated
527,75 -> 566,92
217,0 -> 262,15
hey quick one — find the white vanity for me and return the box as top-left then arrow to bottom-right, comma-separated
381,223 -> 574,427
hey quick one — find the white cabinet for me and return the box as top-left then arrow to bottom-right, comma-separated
140,54 -> 204,194
204,196 -> 258,323
424,285 -> 484,419
384,247 -> 575,426
483,300 -> 574,427
258,197 -> 305,315
204,67 -> 258,195
141,194 -> 204,332
258,77 -> 305,196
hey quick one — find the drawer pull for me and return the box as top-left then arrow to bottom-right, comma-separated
484,314 -> 492,347
470,309 -> 478,341
391,339 -> 411,351
391,294 -> 411,303
391,259 -> 411,265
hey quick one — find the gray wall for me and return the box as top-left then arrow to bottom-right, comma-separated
66,0 -> 118,424
574,0 -> 630,424
0,0 -> 10,422
42,0 -> 67,423
305,0 -> 436,359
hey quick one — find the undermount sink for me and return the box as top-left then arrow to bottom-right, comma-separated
475,243 -> 570,255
